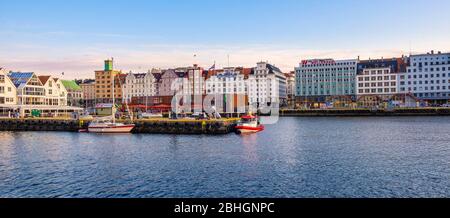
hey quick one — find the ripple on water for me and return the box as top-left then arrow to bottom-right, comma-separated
0,117 -> 449,197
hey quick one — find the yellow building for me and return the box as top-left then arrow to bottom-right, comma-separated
95,59 -> 124,103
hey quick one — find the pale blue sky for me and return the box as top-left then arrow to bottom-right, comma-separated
1,0 -> 450,78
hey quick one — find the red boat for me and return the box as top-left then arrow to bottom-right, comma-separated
235,115 -> 264,134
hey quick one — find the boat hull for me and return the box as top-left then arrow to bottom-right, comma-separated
88,124 -> 135,133
235,125 -> 264,134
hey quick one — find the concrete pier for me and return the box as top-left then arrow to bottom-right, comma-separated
0,118 -> 239,134
132,118 -> 239,134
280,108 -> 450,117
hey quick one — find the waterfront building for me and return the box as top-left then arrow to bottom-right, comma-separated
94,59 -> 124,103
39,76 -> 67,106
398,50 -> 450,104
295,59 -> 357,108
79,79 -> 96,108
122,70 -> 156,104
156,69 -> 185,105
6,71 -> 81,117
284,71 -> 296,108
206,67 -> 251,112
356,57 -> 413,107
248,62 -> 287,108
0,69 -> 17,106
8,71 -> 46,105
61,80 -> 83,106
206,67 -> 249,95
180,65 -> 207,97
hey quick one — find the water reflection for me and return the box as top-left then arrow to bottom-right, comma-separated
241,134 -> 259,163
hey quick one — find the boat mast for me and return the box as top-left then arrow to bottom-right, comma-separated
111,59 -> 116,124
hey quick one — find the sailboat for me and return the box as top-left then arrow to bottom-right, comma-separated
88,71 -> 135,133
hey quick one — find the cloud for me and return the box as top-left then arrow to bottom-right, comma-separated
1,42 -> 448,79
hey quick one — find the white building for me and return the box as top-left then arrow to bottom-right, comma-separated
8,71 -> 47,105
399,51 -> 450,103
248,62 -> 286,107
0,69 -> 17,105
206,67 -> 248,95
3,71 -> 81,117
39,76 -> 67,106
122,70 -> 156,103
356,67 -> 399,96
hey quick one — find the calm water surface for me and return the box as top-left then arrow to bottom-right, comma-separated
0,117 -> 449,197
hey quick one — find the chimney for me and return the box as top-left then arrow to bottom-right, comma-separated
431,50 -> 434,54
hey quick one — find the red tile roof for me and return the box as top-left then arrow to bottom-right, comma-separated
38,76 -> 51,85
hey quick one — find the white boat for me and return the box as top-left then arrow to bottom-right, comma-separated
88,120 -> 135,133
141,112 -> 163,118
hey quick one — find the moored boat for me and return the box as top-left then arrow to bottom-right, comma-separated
88,121 -> 135,133
235,115 -> 264,134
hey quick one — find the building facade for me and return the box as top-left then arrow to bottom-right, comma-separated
355,57 -> 409,107
398,51 -> 450,104
94,59 -> 124,103
62,80 -> 83,106
8,71 -> 47,105
122,70 -> 156,103
248,62 -> 287,107
39,76 -> 67,106
0,69 -> 17,105
284,71 -> 295,108
295,59 -> 357,108
206,67 -> 249,95
80,79 -> 96,107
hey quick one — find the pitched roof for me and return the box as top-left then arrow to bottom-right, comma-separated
61,80 -> 82,91
152,72 -> 162,81
38,76 -> 51,85
8,72 -> 34,87
267,64 -> 282,74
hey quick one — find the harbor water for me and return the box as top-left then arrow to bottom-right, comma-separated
0,117 -> 449,197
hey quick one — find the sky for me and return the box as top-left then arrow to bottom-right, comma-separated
1,0 -> 450,79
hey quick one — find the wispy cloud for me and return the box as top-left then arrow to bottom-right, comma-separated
1,42 -> 449,79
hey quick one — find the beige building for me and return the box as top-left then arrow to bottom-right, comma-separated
80,80 -> 96,107
80,81 -> 95,100
123,70 -> 156,103
95,59 -> 124,103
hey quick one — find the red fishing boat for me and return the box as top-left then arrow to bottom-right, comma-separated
235,115 -> 264,134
